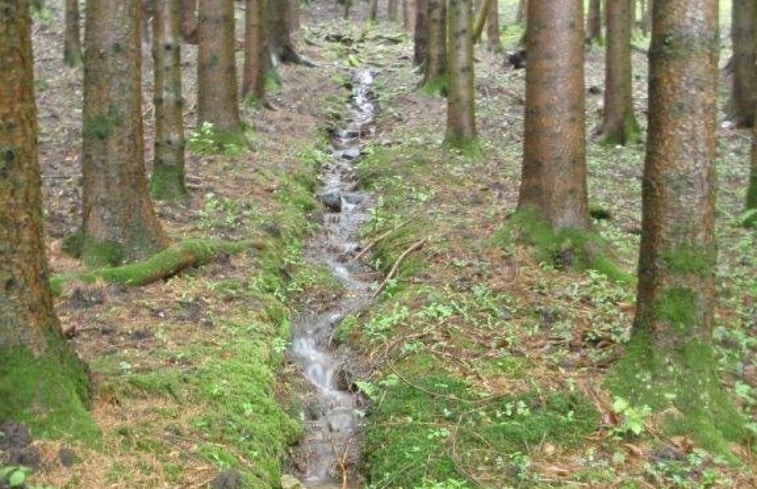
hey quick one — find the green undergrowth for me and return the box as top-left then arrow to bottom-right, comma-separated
187,122 -> 257,156
495,208 -> 632,283
363,369 -> 599,489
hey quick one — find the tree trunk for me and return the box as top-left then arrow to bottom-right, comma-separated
63,0 -> 82,66
368,0 -> 378,21
151,0 -> 187,200
747,102 -> 757,226
518,0 -> 588,231
197,0 -> 240,132
413,0 -> 428,65
515,0 -> 526,23
289,0 -> 300,32
179,0 -> 197,43
82,0 -> 168,266
423,0 -> 446,88
486,0 -> 500,51
586,0 -> 601,43
615,0 -> 745,446
269,0 -> 306,64
729,0 -> 756,127
599,0 -> 639,145
404,0 -> 416,32
445,0 -> 477,145
388,0 -> 399,21
243,0 -> 269,101
0,0 -> 94,438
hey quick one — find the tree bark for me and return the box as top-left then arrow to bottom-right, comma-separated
1,0 -> 93,437
618,0 -> 744,445
518,0 -> 589,231
515,0 -> 526,24
269,0 -> 307,64
599,0 -> 639,145
243,0 -> 269,101
64,0 -> 82,66
413,0 -> 428,65
586,0 -> 601,43
197,0 -> 240,132
368,0 -> 378,21
388,0 -> 399,21
423,0 -> 446,88
486,0 -> 500,51
445,0 -> 477,145
404,0 -> 416,32
151,0 -> 187,200
289,0 -> 300,32
728,0 -> 756,127
747,101 -> 757,226
82,0 -> 168,266
179,0 -> 197,43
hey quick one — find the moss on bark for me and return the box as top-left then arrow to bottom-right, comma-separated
51,238 -> 260,295
0,347 -> 98,442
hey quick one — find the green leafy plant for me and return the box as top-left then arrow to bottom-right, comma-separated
0,466 -> 31,488
611,396 -> 652,436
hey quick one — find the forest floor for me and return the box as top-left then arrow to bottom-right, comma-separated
4,1 -> 754,489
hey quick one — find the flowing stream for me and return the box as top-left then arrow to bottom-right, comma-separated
290,69 -> 377,488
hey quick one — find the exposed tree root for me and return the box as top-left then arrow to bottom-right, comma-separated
50,238 -> 262,296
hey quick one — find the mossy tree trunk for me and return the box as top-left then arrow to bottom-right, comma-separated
368,0 -> 378,21
615,0 -> 745,450
413,0 -> 428,65
445,0 -> 477,146
518,0 -> 589,231
151,0 -> 187,201
728,0 -> 756,127
0,0 -> 95,438
197,0 -> 240,132
179,0 -> 197,43
486,0 -> 500,51
599,0 -> 639,145
243,0 -> 269,101
82,0 -> 168,266
388,0 -> 399,21
585,0 -> 601,43
63,0 -> 82,67
423,0 -> 446,89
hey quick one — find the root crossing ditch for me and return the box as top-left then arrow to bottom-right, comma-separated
290,69 -> 377,488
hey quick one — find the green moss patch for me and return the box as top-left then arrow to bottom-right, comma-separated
496,208 -> 632,283
606,330 -> 749,456
0,347 -> 98,443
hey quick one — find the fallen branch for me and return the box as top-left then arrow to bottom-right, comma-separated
371,237 -> 427,298
350,218 -> 412,263
50,238 -> 262,296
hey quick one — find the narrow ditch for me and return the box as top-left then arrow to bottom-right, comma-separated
289,69 -> 377,489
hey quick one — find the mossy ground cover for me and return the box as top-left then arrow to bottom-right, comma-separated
12,1 -> 755,489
